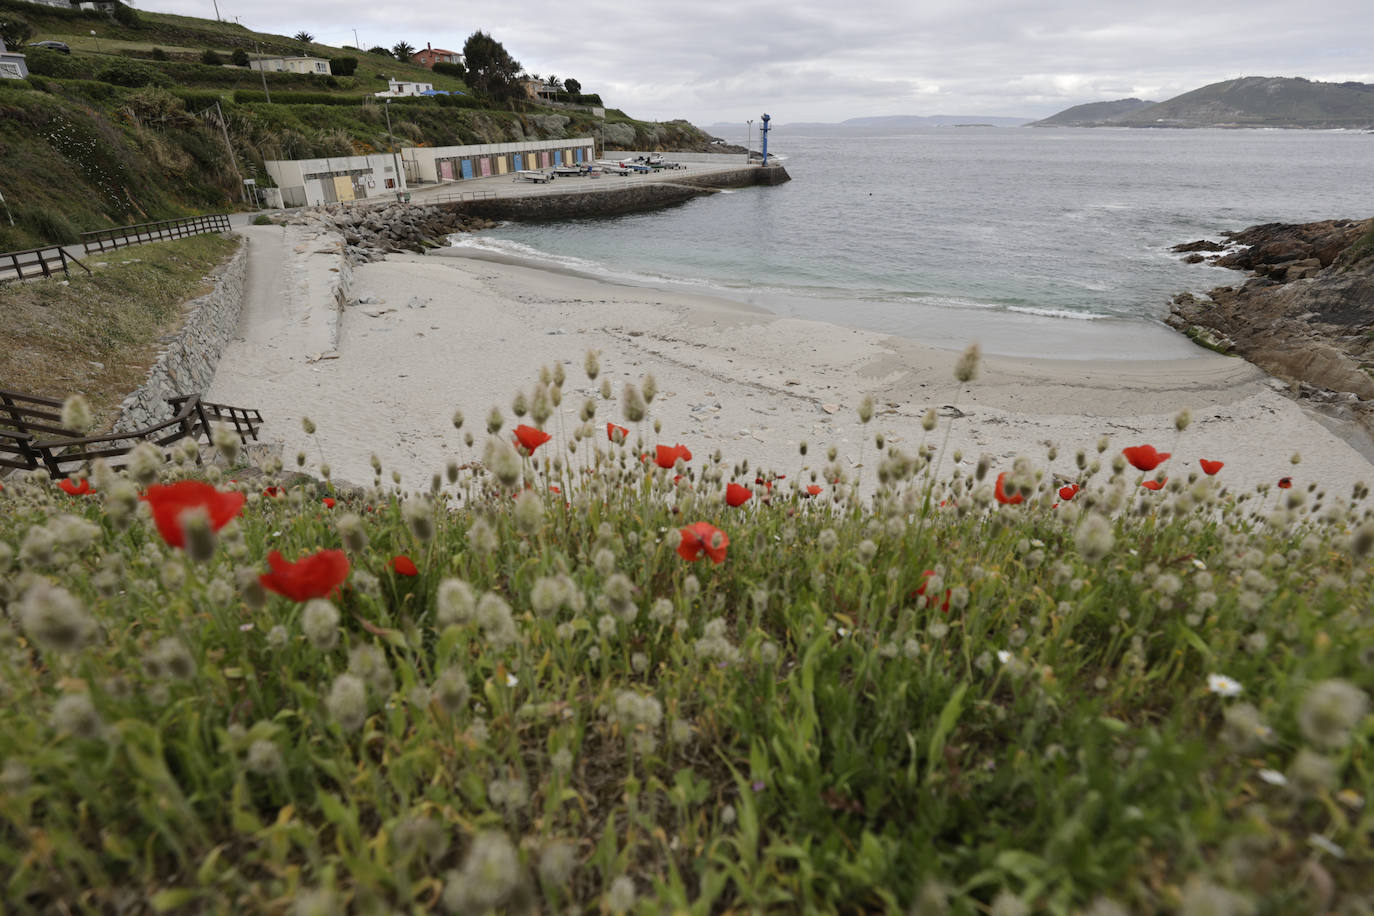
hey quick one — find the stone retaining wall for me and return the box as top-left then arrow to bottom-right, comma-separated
114,235 -> 248,432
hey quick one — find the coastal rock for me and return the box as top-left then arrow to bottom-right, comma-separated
1167,217 -> 1374,438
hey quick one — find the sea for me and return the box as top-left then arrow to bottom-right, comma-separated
444,126 -> 1372,360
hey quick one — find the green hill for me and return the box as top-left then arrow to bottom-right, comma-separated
1027,98 -> 1155,127
1033,77 -> 1374,129
0,0 -> 719,250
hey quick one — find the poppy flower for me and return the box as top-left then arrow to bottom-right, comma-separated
654,443 -> 692,469
263,486 -> 284,498
914,570 -> 951,613
549,485 -> 561,494
1058,484 -> 1079,501
321,497 -> 336,508
388,554 -> 419,576
677,521 -> 728,564
994,472 -> 1023,505
1277,476 -> 1292,489
513,424 -> 552,453
803,485 -> 824,497
607,422 -> 629,443
1199,459 -> 1224,476
725,483 -> 752,507
58,478 -> 94,495
753,477 -> 774,491
1122,445 -> 1170,471
259,549 -> 350,601
1141,478 -> 1167,491
142,481 -> 246,549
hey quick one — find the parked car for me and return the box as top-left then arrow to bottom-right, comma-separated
32,40 -> 71,54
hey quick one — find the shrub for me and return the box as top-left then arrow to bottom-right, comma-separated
97,58 -> 169,88
432,61 -> 466,79
199,49 -> 223,66
251,213 -> 275,225
230,48 -> 249,67
150,47 -> 168,61
329,55 -> 357,76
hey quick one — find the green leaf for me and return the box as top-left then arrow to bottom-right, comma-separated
926,682 -> 967,784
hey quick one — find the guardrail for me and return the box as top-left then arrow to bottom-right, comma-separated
81,214 -> 232,255
0,245 -> 92,284
420,189 -> 499,205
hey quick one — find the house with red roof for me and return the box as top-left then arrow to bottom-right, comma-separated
412,44 -> 462,69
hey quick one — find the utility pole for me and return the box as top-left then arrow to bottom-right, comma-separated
384,99 -> 405,201
353,28 -> 360,49
213,102 -> 247,206
254,41 -> 271,103
212,0 -> 221,21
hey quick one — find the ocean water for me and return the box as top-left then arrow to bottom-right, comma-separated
447,127 -> 1372,359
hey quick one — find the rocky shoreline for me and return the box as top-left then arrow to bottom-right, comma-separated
1166,217 -> 1374,444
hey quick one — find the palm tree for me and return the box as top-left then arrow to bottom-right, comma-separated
392,41 -> 416,61
293,31 -> 314,43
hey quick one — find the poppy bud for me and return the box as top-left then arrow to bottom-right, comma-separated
301,416 -> 316,435
512,391 -> 529,418
622,383 -> 647,423
452,409 -> 464,430
487,406 -> 504,434
584,349 -> 601,379
371,453 -> 383,474
954,343 -> 980,383
642,373 -> 658,404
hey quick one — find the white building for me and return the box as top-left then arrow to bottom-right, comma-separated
250,56 -> 332,76
408,137 -> 596,183
264,153 -> 407,207
0,39 -> 28,81
375,78 -> 433,98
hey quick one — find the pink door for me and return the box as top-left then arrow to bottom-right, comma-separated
480,158 -> 492,177
440,160 -> 454,180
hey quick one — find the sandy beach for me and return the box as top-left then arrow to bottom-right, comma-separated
207,222 -> 1373,498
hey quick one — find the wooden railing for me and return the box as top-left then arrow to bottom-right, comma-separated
0,245 -> 91,284
81,214 -> 232,255
1,388 -> 262,480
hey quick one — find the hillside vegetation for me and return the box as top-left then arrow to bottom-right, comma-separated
0,0 -> 720,251
1032,77 -> 1374,129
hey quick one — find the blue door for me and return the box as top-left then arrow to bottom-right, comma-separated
575,149 -> 584,163
554,150 -> 563,165
513,154 -> 523,171
460,159 -> 474,179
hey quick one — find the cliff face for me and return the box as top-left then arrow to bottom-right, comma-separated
1166,218 -> 1374,438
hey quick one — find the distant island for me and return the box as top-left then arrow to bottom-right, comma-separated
1030,77 -> 1374,129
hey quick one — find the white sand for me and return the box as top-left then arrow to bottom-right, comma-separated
207,223 -> 1373,498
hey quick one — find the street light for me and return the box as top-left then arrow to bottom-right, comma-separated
384,99 -> 405,201
746,119 -> 753,163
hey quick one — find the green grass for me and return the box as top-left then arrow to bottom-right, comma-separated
1,363 -> 1372,914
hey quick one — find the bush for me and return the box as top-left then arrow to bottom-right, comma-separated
366,46 -> 393,58
97,58 -> 169,88
22,46 -> 86,79
16,203 -> 80,245
150,47 -> 168,61
329,55 -> 357,76
432,61 -> 466,79
230,48 -> 249,67
251,213 -> 275,225
110,1 -> 140,28
232,90 -> 371,106
199,49 -> 223,66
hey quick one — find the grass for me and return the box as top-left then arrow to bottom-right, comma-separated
1,357 -> 1372,914
0,233 -> 241,429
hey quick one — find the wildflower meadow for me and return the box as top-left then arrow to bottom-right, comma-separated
1,350 -> 1372,915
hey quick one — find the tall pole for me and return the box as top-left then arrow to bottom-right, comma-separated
746,119 -> 753,163
352,28 -> 360,49
214,102 -> 247,206
384,99 -> 404,201
760,113 -> 771,166
212,0 -> 221,21
254,41 -> 271,103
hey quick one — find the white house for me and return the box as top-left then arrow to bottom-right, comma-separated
249,56 -> 332,76
0,39 -> 28,81
264,153 -> 408,207
374,78 -> 433,98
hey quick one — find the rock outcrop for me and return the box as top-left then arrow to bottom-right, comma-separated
1166,217 -> 1374,439
286,202 -> 496,261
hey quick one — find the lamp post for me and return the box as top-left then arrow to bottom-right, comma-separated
746,119 -> 753,163
384,99 -> 405,201
89,30 -> 100,54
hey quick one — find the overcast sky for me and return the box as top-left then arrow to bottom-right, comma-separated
148,0 -> 1373,126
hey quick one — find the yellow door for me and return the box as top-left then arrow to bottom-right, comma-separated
333,176 -> 355,202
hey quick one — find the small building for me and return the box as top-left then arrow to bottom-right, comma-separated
375,78 -> 433,98
0,39 -> 28,81
264,153 -> 408,207
408,137 -> 596,183
250,56 -> 332,76
412,44 -> 461,69
518,78 -> 561,102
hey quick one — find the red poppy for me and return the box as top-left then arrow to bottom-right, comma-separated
677,521 -> 728,564
142,481 -> 246,549
994,472 -> 1023,505
388,554 -> 419,576
1141,478 -> 1167,491
263,486 -> 284,498
259,549 -> 350,601
321,497 -> 336,508
607,422 -> 629,443
1277,476 -> 1292,489
1199,459 -> 1224,476
753,477 -> 774,491
803,485 -> 824,497
58,478 -> 94,495
914,570 -> 951,613
1122,445 -> 1170,471
725,483 -> 752,507
655,443 -> 692,469
1058,484 -> 1079,501
549,485 -> 561,494
513,424 -> 552,453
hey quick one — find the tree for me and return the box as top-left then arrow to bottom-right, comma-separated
461,30 -> 521,98
563,78 -> 581,96
367,46 -> 393,59
329,55 -> 358,76
0,14 -> 34,49
200,48 -> 223,66
546,75 -> 561,89
230,47 -> 249,67
293,31 -> 314,43
392,41 -> 416,61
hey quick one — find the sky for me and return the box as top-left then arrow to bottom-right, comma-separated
147,0 -> 1374,126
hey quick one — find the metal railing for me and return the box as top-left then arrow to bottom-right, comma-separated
0,245 -> 91,284
81,214 -> 232,254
